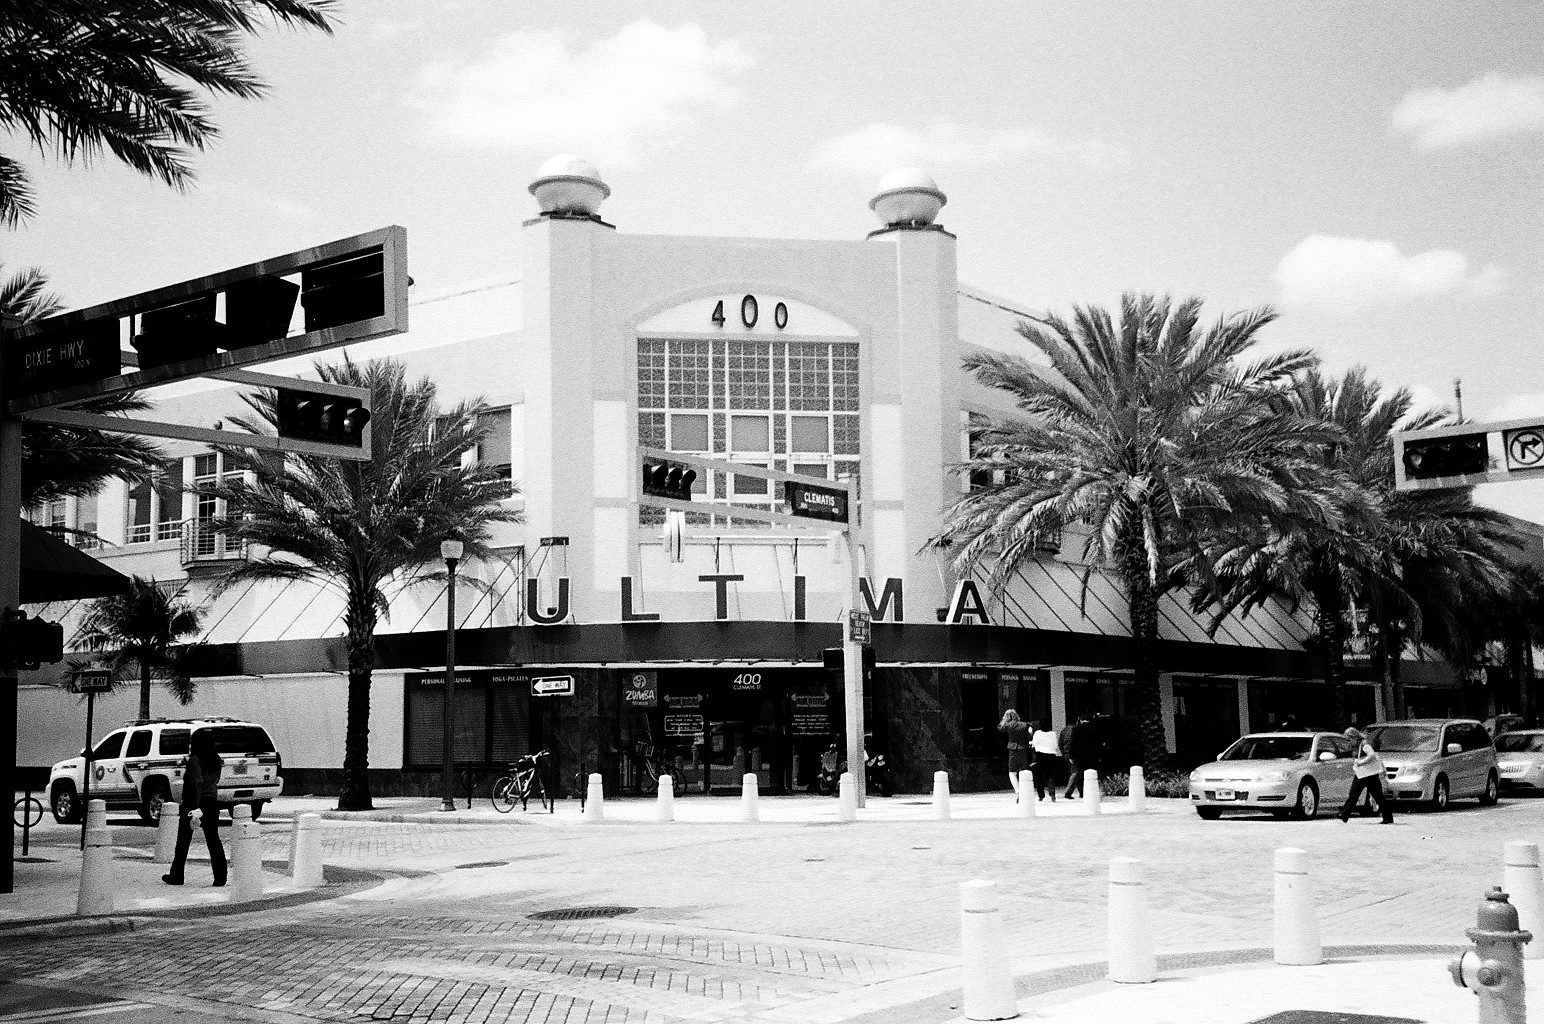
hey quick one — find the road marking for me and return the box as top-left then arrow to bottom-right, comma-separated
0,1003 -> 141,1023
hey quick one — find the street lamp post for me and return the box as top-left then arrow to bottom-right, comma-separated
439,539 -> 463,812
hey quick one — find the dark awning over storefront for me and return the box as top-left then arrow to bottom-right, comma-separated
19,519 -> 131,603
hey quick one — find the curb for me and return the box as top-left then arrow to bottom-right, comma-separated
0,915 -> 146,944
315,810 -> 531,826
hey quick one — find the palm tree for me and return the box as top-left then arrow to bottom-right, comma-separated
200,358 -> 519,810
939,293 -> 1338,770
76,575 -> 203,720
0,0 -> 334,227
2,263 -> 163,511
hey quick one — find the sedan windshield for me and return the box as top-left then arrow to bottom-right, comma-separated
1496,733 -> 1544,754
1220,736 -> 1312,761
1367,725 -> 1440,753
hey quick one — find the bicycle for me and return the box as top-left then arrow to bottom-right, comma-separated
632,741 -> 685,797
491,750 -> 551,813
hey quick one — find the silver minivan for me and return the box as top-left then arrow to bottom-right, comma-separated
1365,718 -> 1500,810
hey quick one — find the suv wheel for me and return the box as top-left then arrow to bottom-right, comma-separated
1480,770 -> 1501,807
1432,776 -> 1450,811
249,801 -> 266,821
51,782 -> 81,825
139,782 -> 170,824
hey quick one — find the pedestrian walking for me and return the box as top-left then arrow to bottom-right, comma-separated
1030,718 -> 1059,801
998,709 -> 1031,800
163,729 -> 227,886
1336,726 -> 1393,825
1063,715 -> 1094,799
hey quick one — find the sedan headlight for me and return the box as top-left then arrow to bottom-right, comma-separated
1401,771 -> 1425,783
1258,770 -> 1288,783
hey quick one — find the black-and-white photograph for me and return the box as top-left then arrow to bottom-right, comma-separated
2,4 -> 1543,1022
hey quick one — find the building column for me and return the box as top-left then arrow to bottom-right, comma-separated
1159,673 -> 1177,754
1236,678 -> 1252,735
1048,667 -> 1067,731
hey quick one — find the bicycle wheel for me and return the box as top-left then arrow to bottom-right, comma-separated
491,775 -> 518,813
531,774 -> 551,812
639,759 -> 660,795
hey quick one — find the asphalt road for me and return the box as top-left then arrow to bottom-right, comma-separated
4,789 -> 1540,1023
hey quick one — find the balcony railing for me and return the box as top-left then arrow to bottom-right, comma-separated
180,520 -> 248,567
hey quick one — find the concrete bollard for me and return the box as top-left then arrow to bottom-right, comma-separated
837,772 -> 857,822
1107,857 -> 1156,983
76,800 -> 115,916
584,772 -> 605,821
1504,841 -> 1544,960
153,802 -> 180,864
1273,847 -> 1322,965
1017,771 -> 1036,819
933,771 -> 951,820
290,813 -> 324,889
229,804 -> 264,903
1083,770 -> 1102,816
959,880 -> 1019,1020
656,776 -> 675,822
287,812 -> 301,870
741,773 -> 760,822
1127,766 -> 1146,813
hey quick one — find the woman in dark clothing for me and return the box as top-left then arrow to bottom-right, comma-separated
163,729 -> 226,886
998,709 -> 1031,801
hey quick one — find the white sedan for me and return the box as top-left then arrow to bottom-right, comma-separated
1496,729 -> 1544,791
1189,731 -> 1358,820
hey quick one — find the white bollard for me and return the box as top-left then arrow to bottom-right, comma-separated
741,773 -> 760,822
1017,771 -> 1036,819
1083,770 -> 1102,816
76,800 -> 115,916
229,804 -> 264,903
584,772 -> 605,821
656,776 -> 675,822
1107,857 -> 1156,983
933,771 -> 951,820
959,879 -> 1019,1020
1273,847 -> 1322,965
1127,766 -> 1146,813
153,801 -> 180,864
1504,841 -> 1544,960
287,812 -> 301,870
290,813 -> 324,889
837,773 -> 857,822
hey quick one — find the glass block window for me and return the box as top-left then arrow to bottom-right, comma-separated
639,337 -> 859,526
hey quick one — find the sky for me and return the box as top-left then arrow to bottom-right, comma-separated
6,1 -> 1544,513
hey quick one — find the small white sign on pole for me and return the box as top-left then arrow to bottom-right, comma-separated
530,675 -> 575,697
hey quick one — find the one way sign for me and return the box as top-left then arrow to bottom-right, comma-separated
531,675 -> 574,697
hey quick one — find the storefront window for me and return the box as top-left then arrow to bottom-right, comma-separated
405,671 -> 530,768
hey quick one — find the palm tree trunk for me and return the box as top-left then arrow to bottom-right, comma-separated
139,660 -> 151,721
338,594 -> 377,812
1311,580 -> 1349,730
1126,570 -> 1169,772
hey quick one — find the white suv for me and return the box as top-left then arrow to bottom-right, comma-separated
49,717 -> 284,824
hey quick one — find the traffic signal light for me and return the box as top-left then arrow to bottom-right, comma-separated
642,460 -> 698,501
302,247 -> 385,333
1402,433 -> 1489,481
275,387 -> 371,447
822,646 -> 876,676
1,609 -> 64,670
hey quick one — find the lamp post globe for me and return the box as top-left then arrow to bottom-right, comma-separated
439,539 -> 464,812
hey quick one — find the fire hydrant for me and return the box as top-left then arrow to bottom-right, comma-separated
1449,886 -> 1531,1024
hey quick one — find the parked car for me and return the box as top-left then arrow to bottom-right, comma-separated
1189,731 -> 1358,820
1485,714 -> 1527,740
1364,718 -> 1499,810
1495,729 -> 1544,791
49,717 -> 284,825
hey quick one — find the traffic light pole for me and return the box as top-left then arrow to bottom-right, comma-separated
843,530 -> 866,809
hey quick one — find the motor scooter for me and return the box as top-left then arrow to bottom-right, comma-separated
813,743 -> 894,797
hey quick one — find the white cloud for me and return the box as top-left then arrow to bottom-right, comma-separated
1275,235 -> 1508,309
1391,74 -> 1544,150
805,123 -> 1129,177
408,21 -> 753,165
1483,394 -> 1544,423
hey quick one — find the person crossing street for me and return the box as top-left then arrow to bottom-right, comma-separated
1337,726 -> 1394,824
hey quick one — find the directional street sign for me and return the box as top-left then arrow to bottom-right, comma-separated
784,479 -> 850,524
68,670 -> 112,694
531,675 -> 575,697
1505,428 -> 1544,471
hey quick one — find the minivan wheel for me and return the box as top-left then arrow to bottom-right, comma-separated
1292,780 -> 1319,820
1433,776 -> 1450,811
139,782 -> 169,823
1480,771 -> 1500,807
51,782 -> 81,825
